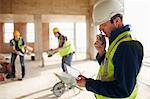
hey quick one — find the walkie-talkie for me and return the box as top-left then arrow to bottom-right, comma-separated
97,33 -> 106,45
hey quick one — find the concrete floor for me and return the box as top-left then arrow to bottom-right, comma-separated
0,55 -> 150,99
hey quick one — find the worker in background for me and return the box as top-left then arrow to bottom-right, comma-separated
50,27 -> 75,72
6,31 -> 26,80
76,0 -> 143,99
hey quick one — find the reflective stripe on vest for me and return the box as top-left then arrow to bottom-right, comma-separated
58,36 -> 74,57
96,31 -> 138,99
12,37 -> 25,53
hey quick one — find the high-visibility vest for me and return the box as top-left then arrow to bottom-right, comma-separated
96,31 -> 138,99
58,35 -> 74,57
12,37 -> 25,53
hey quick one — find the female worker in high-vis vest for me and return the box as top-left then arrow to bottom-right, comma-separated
7,31 -> 26,81
76,0 -> 143,99
50,27 -> 75,72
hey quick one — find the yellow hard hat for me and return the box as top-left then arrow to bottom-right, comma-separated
13,30 -> 20,37
53,27 -> 59,33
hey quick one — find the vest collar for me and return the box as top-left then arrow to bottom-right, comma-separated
13,37 -> 22,41
109,25 -> 131,45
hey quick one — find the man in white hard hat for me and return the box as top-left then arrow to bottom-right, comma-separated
77,0 -> 143,99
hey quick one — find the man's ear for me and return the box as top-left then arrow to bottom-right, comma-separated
113,17 -> 122,28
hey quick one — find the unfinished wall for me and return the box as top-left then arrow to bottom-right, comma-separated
0,0 -> 90,15
14,23 -> 27,40
0,23 -> 27,53
0,23 -> 3,52
0,0 -> 12,14
0,23 -> 12,53
42,23 -> 49,51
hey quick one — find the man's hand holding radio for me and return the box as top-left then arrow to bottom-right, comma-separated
94,34 -> 106,57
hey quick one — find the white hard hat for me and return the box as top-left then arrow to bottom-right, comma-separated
93,0 -> 124,26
